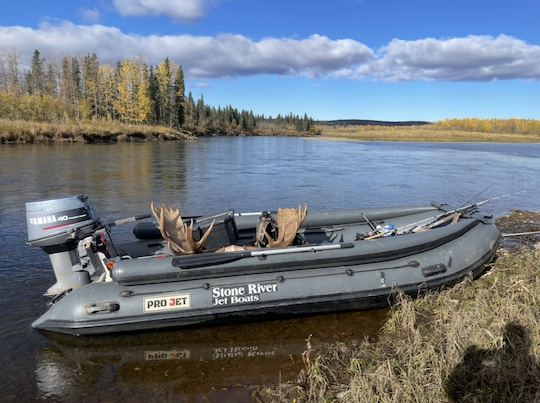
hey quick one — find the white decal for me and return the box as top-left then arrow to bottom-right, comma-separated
68,214 -> 87,220
30,216 -> 56,225
144,293 -> 191,312
212,283 -> 278,306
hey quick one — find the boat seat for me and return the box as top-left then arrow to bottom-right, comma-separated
193,211 -> 239,251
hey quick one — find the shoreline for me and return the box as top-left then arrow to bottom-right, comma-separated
0,119 -> 194,144
311,130 -> 540,144
307,135 -> 540,144
0,119 -> 312,144
314,122 -> 540,143
4,119 -> 540,144
260,211 -> 540,402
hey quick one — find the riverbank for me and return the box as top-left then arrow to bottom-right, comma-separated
4,118 -> 540,144
259,212 -> 540,402
316,124 -> 540,143
0,119 -> 194,144
0,119 -> 316,144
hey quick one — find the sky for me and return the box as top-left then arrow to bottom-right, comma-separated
1,0 -> 540,121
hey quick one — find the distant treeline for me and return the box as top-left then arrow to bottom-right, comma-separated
0,50 -> 316,136
321,119 -> 431,127
322,118 -> 540,135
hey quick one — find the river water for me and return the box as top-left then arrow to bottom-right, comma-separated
1,137 -> 539,401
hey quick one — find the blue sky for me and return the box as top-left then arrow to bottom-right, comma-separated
1,0 -> 540,121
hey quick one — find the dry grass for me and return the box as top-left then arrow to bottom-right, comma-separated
259,247 -> 540,402
436,118 -> 540,135
0,119 -> 193,144
316,124 -> 540,143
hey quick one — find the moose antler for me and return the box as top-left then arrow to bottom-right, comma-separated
263,204 -> 308,248
150,202 -> 215,255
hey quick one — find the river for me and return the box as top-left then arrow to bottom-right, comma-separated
0,137 -> 539,401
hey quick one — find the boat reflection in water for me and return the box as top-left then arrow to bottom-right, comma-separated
35,309 -> 387,401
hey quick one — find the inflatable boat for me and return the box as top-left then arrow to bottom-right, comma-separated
27,195 -> 500,335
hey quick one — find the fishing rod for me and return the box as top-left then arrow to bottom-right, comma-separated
397,190 -> 527,233
106,213 -> 152,227
461,183 -> 494,207
362,213 -> 377,231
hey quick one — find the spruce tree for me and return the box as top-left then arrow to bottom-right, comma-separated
148,66 -> 159,124
302,113 -> 310,132
174,66 -> 185,127
185,91 -> 195,127
28,50 -> 45,95
71,58 -> 81,100
82,54 -> 100,118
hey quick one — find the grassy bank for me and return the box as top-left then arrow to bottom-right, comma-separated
259,213 -> 540,402
5,118 -> 540,144
0,119 -> 194,144
0,118 -> 316,144
317,123 -> 540,143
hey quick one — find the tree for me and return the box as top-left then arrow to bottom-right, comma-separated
0,48 -> 319,135
82,53 -> 100,119
302,113 -> 310,132
114,60 -> 137,123
45,63 -> 57,97
67,57 -> 82,119
196,94 -> 206,128
136,63 -> 152,124
155,58 -> 171,126
98,64 -> 117,120
60,57 -> 71,101
185,91 -> 195,127
114,60 -> 151,124
0,50 -> 21,95
70,58 -> 81,100
148,66 -> 159,124
174,66 -> 185,127
27,50 -> 45,95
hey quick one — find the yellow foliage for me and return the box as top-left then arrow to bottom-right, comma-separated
114,60 -> 151,124
435,118 -> 540,135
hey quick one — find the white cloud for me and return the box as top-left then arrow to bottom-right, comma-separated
0,23 -> 373,78
113,0 -> 214,22
341,34 -> 540,81
1,23 -> 540,82
80,8 -> 101,24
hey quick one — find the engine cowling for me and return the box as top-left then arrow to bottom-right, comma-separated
26,195 -> 99,296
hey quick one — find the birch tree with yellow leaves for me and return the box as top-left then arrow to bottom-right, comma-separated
114,60 -> 151,124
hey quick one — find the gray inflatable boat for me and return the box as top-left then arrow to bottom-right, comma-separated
27,195 -> 500,335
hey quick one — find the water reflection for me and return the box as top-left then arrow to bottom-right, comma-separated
35,310 -> 387,401
0,138 -> 539,401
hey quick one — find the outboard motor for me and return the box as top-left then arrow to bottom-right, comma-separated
26,195 -> 100,296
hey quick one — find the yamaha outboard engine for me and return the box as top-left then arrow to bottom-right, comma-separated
26,195 -> 100,296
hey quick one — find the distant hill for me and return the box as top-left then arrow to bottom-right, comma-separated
320,119 -> 431,127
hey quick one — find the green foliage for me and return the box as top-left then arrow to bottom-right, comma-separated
27,50 -> 45,95
175,66 -> 185,127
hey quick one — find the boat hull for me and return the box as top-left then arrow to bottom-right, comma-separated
32,207 -> 500,335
